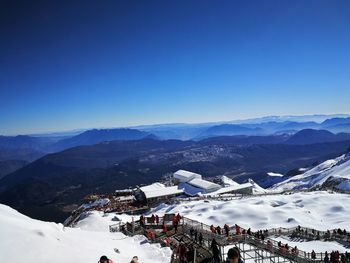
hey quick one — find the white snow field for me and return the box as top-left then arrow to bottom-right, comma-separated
272,236 -> 348,253
149,191 -> 350,231
272,154 -> 350,191
0,204 -> 171,263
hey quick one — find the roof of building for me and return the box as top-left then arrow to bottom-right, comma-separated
174,170 -> 202,180
187,178 -> 221,190
140,183 -> 184,199
140,182 -> 166,192
204,182 -> 253,195
178,182 -> 205,196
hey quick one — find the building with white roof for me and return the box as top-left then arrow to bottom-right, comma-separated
140,183 -> 184,199
173,169 -> 202,183
205,182 -> 253,195
186,178 -> 221,193
135,183 -> 184,204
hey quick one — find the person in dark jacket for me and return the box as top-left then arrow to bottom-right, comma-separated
211,238 -> 221,263
224,224 -> 230,237
311,250 -> 316,260
226,247 -> 244,263
199,232 -> 203,245
324,251 -> 329,263
99,255 -> 113,263
190,227 -> 194,239
216,226 -> 222,235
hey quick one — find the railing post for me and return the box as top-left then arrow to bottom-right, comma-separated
132,216 -> 135,234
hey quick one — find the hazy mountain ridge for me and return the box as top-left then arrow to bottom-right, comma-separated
1,136 -> 350,222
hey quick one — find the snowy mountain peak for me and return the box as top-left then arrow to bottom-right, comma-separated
271,153 -> 350,191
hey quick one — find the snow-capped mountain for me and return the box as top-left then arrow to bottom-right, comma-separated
271,153 -> 350,191
0,204 -> 171,263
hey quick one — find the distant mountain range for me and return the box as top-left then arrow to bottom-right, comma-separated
0,116 -> 350,178
1,132 -> 350,222
1,116 -> 350,154
0,128 -> 155,160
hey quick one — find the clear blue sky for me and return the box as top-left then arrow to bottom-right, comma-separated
1,0 -> 350,135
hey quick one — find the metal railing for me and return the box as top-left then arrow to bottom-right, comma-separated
111,214 -> 349,263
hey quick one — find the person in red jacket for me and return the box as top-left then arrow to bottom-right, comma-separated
163,223 -> 168,234
99,255 -> 113,263
140,215 -> 145,227
172,216 -> 177,226
176,213 -> 182,222
235,224 -> 241,235
164,236 -> 171,246
177,241 -> 187,263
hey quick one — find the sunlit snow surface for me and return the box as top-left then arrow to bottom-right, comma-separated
149,191 -> 350,231
0,204 -> 171,262
1,190 -> 350,261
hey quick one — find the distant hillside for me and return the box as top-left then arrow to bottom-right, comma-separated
0,160 -> 28,179
198,134 -> 289,145
321,117 -> 350,133
284,129 -> 350,145
0,135 -> 57,152
52,128 -> 156,151
0,147 -> 46,162
0,128 -> 157,158
321,117 -> 350,127
195,124 -> 265,139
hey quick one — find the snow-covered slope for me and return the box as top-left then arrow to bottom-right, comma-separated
272,154 -> 350,191
149,191 -> 350,231
0,204 -> 171,262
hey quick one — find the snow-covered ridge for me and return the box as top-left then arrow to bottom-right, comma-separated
0,204 -> 171,263
271,154 -> 350,191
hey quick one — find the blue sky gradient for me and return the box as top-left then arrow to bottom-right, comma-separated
1,0 -> 350,135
